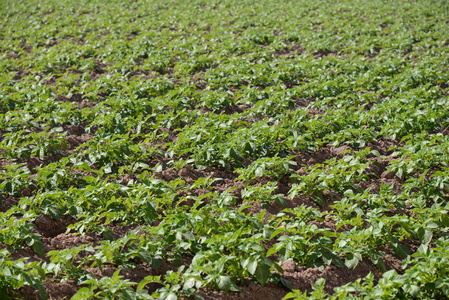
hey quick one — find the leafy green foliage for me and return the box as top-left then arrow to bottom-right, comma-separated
284,237 -> 449,299
1,0 -> 449,298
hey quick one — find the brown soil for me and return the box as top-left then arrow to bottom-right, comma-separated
0,195 -> 20,212
196,259 -> 377,300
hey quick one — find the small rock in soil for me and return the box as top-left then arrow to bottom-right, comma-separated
381,170 -> 395,179
333,146 -> 351,155
281,260 -> 296,273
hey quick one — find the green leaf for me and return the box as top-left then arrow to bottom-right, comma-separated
322,250 -> 344,267
393,243 -> 410,259
263,228 -> 272,239
283,290 -> 307,299
153,164 -> 163,173
32,239 -> 46,256
151,256 -> 163,269
375,258 -> 386,273
216,275 -> 239,292
39,147 -> 45,160
34,280 -> 48,300
104,165 -> 112,174
251,243 -> 265,252
254,263 -> 271,286
135,162 -> 150,169
121,288 -> 137,300
193,294 -> 205,300
371,150 -> 381,157
280,277 -> 292,290
345,255 -> 359,270
102,229 -> 114,241
137,275 -> 161,291
441,215 -> 449,227
48,207 -> 62,220
71,287 -> 94,300
418,244 -> 429,254
183,277 -> 196,290
255,167 -> 264,177
138,249 -> 153,265
426,222 -> 438,229
5,181 -> 13,194
216,275 -> 232,291
266,247 -> 278,258
403,284 -> 420,297
164,292 -> 177,300
246,259 -> 258,275
355,139 -> 365,148
417,227 -> 433,244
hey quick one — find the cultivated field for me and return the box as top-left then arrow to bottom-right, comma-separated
1,0 -> 449,299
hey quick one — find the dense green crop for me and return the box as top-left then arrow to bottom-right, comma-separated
1,0 -> 449,299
